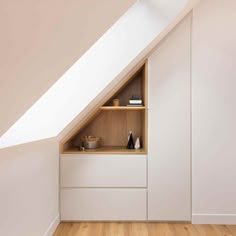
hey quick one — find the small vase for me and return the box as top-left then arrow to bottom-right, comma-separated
135,137 -> 140,149
127,131 -> 134,149
113,99 -> 120,106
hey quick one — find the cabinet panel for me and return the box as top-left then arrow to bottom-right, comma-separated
61,188 -> 147,221
61,154 -> 147,187
147,16 -> 191,221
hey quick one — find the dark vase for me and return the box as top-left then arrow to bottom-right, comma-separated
127,131 -> 134,149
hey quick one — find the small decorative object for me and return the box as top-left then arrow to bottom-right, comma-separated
127,131 -> 134,149
134,137 -> 141,149
127,95 -> 143,106
79,146 -> 85,151
80,136 -> 101,149
113,98 -> 120,106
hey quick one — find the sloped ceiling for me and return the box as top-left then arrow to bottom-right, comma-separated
0,0 -> 135,136
0,0 -> 200,148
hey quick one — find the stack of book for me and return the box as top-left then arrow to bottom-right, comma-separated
127,95 -> 143,107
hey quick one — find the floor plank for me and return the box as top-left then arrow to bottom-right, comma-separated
53,223 -> 236,236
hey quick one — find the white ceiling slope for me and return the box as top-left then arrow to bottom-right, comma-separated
0,0 -> 199,148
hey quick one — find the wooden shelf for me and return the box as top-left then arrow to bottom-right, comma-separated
100,106 -> 145,111
63,146 -> 147,154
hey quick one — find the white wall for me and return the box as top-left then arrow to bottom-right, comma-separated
0,138 -> 59,236
192,0 -> 236,224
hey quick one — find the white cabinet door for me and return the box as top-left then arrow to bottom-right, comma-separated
61,188 -> 147,221
61,154 -> 147,187
147,16 -> 191,221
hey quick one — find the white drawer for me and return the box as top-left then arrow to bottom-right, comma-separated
60,188 -> 147,221
60,154 -> 147,187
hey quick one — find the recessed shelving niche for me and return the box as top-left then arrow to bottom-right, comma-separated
61,62 -> 148,154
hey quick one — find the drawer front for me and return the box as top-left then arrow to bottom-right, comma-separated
60,154 -> 147,187
61,188 -> 147,221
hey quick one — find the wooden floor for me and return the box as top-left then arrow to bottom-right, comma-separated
54,222 -> 236,236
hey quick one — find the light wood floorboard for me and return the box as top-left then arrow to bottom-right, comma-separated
53,223 -> 236,236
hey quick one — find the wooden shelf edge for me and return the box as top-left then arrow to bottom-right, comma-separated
100,106 -> 146,110
62,146 -> 147,155
62,152 -> 147,155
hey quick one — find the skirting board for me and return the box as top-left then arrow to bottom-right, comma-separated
192,214 -> 236,225
44,214 -> 60,236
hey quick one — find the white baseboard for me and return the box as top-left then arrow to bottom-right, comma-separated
192,214 -> 236,225
44,214 -> 60,236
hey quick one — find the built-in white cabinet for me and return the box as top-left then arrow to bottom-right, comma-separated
60,154 -> 147,221
147,16 -> 191,221
60,17 -> 192,221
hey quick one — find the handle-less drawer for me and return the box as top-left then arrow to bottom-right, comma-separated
61,188 -> 147,221
60,154 -> 147,188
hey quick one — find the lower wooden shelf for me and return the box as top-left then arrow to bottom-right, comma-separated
63,146 -> 147,154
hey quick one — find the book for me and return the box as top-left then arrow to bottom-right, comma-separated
129,100 -> 142,104
130,95 -> 141,100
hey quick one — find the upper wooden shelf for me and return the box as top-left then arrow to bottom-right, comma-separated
100,106 -> 146,111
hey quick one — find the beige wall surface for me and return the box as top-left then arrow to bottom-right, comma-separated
192,0 -> 236,224
0,138 -> 59,236
0,0 -> 135,136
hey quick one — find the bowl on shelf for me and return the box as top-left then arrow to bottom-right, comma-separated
80,136 -> 101,149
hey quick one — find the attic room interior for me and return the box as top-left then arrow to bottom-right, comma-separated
0,0 -> 236,235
